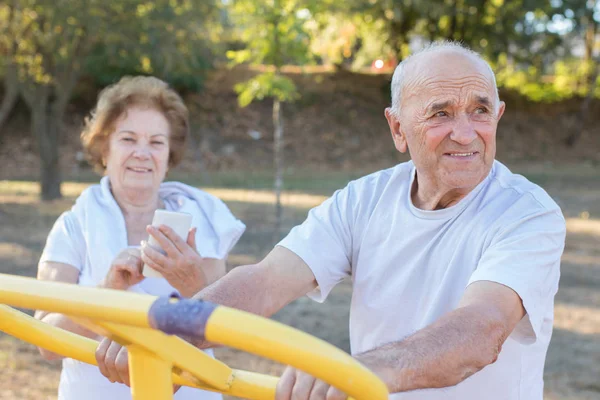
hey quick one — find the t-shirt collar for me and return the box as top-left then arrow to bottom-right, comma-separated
407,161 -> 496,220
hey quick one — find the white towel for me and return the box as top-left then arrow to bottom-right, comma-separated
41,176 -> 245,290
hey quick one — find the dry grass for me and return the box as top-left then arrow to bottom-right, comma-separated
1,166 -> 600,400
0,180 -> 328,208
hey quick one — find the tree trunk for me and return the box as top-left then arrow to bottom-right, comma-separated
448,1 -> 458,40
0,65 -> 19,134
584,14 -> 596,64
273,98 -> 283,242
390,30 -> 406,62
565,62 -> 599,147
427,17 -> 437,42
30,93 -> 62,200
565,9 -> 599,147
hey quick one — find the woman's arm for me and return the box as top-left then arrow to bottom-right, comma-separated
35,249 -> 145,361
34,262 -> 101,361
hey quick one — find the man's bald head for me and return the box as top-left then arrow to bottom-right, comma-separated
390,42 -> 499,116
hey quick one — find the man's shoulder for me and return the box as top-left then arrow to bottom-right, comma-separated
345,161 -> 412,195
489,161 -> 563,218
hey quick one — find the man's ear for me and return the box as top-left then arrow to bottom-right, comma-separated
496,100 -> 506,120
385,107 -> 407,153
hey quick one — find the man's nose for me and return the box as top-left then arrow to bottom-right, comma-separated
450,114 -> 477,145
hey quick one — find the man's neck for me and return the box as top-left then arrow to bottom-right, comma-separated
411,175 -> 474,211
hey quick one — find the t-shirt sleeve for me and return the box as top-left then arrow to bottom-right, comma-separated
467,208 -> 566,345
39,211 -> 86,271
278,187 -> 355,303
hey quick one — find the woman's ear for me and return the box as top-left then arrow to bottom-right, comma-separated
385,107 -> 408,153
101,140 -> 110,169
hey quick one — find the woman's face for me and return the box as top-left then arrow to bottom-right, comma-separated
104,107 -> 171,196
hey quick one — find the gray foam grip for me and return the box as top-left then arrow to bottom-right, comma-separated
148,294 -> 217,340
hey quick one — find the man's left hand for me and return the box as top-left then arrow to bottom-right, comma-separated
275,366 -> 347,400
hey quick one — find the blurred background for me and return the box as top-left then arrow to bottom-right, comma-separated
0,0 -> 599,399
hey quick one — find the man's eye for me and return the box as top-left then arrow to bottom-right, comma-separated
122,137 -> 134,142
435,111 -> 447,117
475,107 -> 488,114
152,141 -> 165,145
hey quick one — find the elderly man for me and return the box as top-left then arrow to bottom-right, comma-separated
99,42 -> 566,399
196,42 -> 565,399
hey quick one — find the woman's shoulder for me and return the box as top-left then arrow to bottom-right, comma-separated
65,180 -> 111,224
72,182 -> 102,206
160,180 -> 244,228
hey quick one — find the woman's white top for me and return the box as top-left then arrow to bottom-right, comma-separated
40,176 -> 245,400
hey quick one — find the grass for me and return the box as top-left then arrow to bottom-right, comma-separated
1,168 -> 373,205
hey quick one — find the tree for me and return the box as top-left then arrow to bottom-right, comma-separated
0,2 -> 20,135
559,0 -> 600,146
226,0 -> 310,240
0,0 -> 218,200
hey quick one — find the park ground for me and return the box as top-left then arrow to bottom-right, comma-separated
0,163 -> 599,399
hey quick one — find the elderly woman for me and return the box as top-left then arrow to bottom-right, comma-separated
34,76 -> 245,400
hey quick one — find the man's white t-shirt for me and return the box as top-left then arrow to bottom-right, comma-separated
279,160 -> 566,400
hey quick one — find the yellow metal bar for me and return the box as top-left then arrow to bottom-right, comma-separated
0,305 -> 277,399
0,275 -> 387,399
129,344 -> 173,400
226,370 -> 276,399
205,307 -> 389,400
0,273 -> 153,328
0,304 -> 98,365
80,319 -> 233,391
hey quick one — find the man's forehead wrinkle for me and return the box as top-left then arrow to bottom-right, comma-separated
425,73 -> 493,88
419,75 -> 495,99
397,51 -> 498,114
401,63 -> 434,99
413,50 -> 495,84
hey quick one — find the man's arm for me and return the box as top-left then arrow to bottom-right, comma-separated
357,280 -> 525,391
276,280 -> 525,399
194,246 -> 318,318
98,246 -> 318,384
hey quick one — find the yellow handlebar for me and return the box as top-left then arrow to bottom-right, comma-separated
0,273 -> 388,400
0,304 -> 277,398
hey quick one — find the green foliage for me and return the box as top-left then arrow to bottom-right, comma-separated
494,57 -> 600,102
235,72 -> 299,107
2,0 -> 600,105
226,0 -> 312,107
226,0 -> 313,69
0,0 -> 220,94
297,0 -> 600,102
80,0 -> 220,91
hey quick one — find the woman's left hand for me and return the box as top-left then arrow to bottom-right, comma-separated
141,225 -> 207,297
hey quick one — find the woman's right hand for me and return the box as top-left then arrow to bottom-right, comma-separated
96,338 -> 181,393
99,248 -> 144,291
96,338 -> 130,386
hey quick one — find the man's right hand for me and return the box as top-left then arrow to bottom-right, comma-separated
99,248 -> 144,291
276,366 -> 347,400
